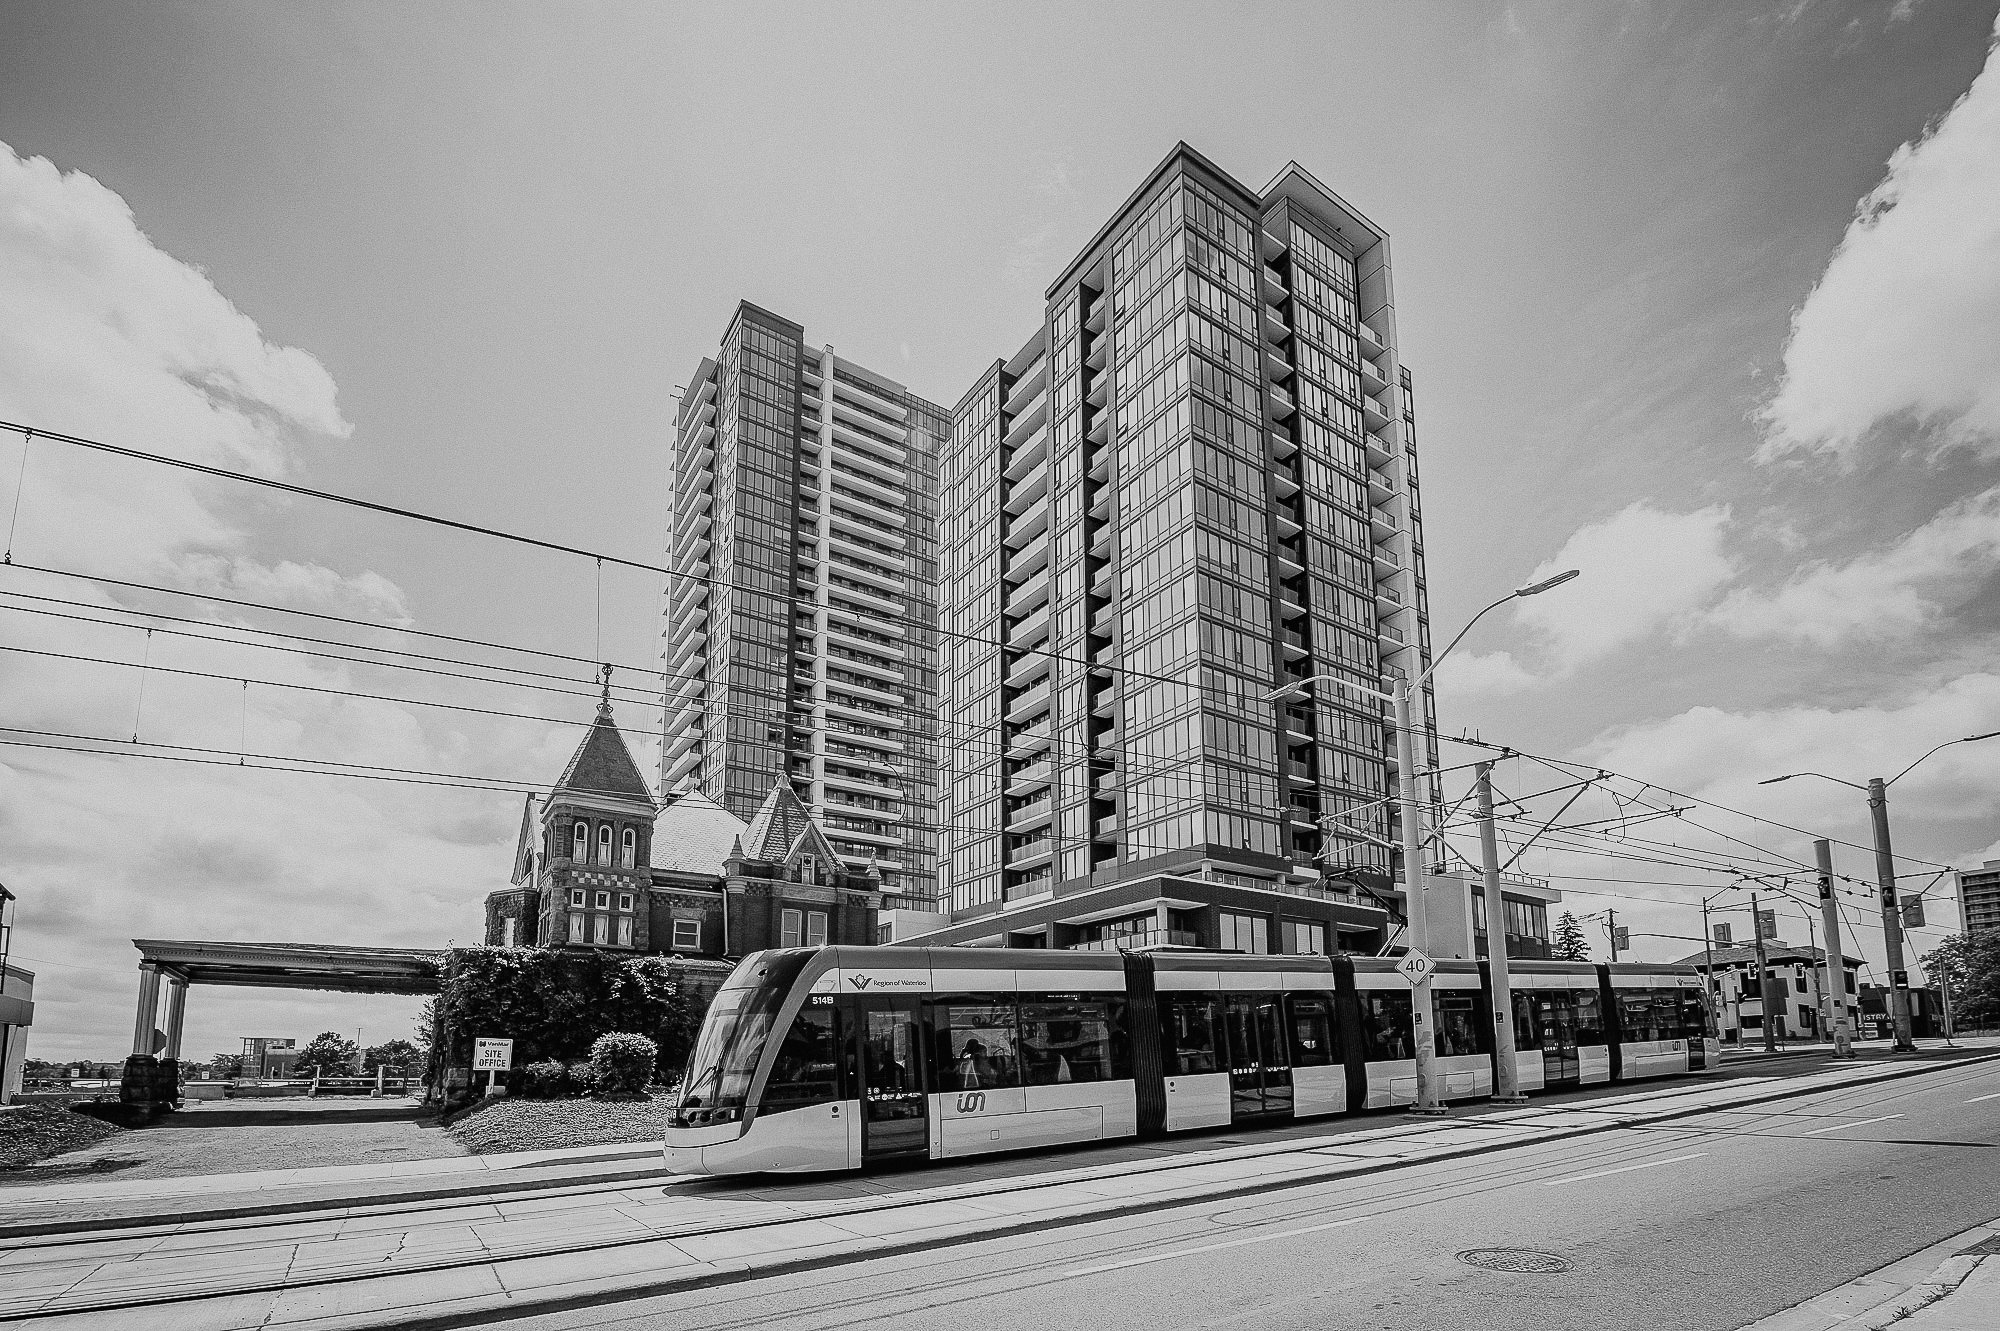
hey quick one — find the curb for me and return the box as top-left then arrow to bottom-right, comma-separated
13,1050 -> 1998,1327
1735,1221 -> 2000,1330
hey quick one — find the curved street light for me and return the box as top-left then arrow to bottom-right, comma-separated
1757,730 -> 2000,1051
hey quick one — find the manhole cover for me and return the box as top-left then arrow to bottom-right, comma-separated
1456,1248 -> 1573,1274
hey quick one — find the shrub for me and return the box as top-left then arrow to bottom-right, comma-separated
519,1059 -> 567,1099
588,1033 -> 657,1099
431,949 -> 702,1085
566,1061 -> 595,1097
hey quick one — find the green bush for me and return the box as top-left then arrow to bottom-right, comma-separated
519,1059 -> 568,1099
588,1033 -> 657,1099
566,1061 -> 595,1096
431,949 -> 703,1087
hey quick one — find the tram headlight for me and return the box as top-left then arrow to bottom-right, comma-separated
671,1103 -> 744,1129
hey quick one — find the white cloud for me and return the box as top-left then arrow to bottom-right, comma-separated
1432,648 -> 1537,697
1585,672 -> 2000,836
1760,17 -> 2000,462
0,143 -> 570,1060
1709,485 -> 2000,646
1513,501 -> 1736,673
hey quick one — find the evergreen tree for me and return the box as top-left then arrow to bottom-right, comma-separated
1552,911 -> 1591,962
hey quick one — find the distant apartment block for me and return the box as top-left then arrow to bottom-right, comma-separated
919,143 -> 1435,951
661,302 -> 947,904
1959,860 -> 2000,940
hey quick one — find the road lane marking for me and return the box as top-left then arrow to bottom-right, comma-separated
1063,1216 -> 1365,1277
1965,1092 -> 2000,1104
1540,1152 -> 1708,1187
1799,1113 -> 1904,1136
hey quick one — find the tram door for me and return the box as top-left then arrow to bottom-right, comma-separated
1535,992 -> 1581,1086
1224,994 -> 1293,1119
856,1000 -> 928,1161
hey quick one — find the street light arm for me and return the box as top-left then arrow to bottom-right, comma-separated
1414,591 -> 1516,691
1414,568 -> 1579,691
1757,771 -> 1867,792
1887,731 -> 2000,786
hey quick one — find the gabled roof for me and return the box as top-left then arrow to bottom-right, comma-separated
551,704 -> 653,807
511,794 -> 540,885
740,782 -> 841,867
651,789 -> 750,877
1671,944 -> 1864,969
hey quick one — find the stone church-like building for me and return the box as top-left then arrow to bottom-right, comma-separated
482,699 -> 885,973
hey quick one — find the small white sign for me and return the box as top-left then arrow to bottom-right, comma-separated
1397,950 -> 1436,985
472,1038 -> 514,1072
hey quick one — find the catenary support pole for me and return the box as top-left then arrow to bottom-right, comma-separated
1702,898 -> 1719,1038
1606,908 -> 1620,962
1393,675 -> 1444,1114
1751,891 -> 1777,1052
1866,777 -> 1918,1052
1815,839 -> 1854,1058
1475,762 -> 1526,1102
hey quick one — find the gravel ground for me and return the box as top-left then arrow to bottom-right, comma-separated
0,1098 -> 468,1185
0,1104 -> 125,1172
449,1097 -> 672,1154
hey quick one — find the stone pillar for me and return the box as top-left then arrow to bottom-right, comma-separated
120,962 -> 165,1114
161,978 -> 189,1107
130,963 -> 162,1057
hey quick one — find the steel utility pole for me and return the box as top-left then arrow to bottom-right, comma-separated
1474,762 -> 1526,1103
1866,778 -> 1918,1052
1814,839 -> 1854,1058
1750,890 -> 1777,1052
1605,908 -> 1621,962
1393,673 -> 1446,1115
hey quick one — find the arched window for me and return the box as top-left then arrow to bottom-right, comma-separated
621,827 -> 637,870
571,821 -> 588,861
597,823 -> 613,866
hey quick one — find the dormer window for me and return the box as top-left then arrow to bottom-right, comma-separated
621,827 -> 637,870
798,855 -> 815,884
597,823 -> 613,866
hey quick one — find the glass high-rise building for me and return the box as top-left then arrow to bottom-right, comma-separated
932,145 -> 1436,948
662,302 -> 946,905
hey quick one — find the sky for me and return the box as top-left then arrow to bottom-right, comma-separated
2,1 -> 1999,1059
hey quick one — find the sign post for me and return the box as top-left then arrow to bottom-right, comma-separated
473,1037 -> 514,1097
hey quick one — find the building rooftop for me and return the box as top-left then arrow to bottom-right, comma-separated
650,789 -> 750,877
553,704 -> 653,805
1671,943 -> 1863,969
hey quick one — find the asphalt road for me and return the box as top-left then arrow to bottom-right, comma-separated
501,1058 -> 2000,1331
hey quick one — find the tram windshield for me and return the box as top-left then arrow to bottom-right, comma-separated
674,951 -> 814,1128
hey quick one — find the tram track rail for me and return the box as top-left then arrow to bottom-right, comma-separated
2,1049 -> 1993,1325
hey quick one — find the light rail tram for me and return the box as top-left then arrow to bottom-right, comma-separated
665,946 -> 1720,1175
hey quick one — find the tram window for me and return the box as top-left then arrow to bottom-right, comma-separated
1511,993 -> 1542,1049
1020,995 -> 1132,1084
936,997 -> 1020,1090
761,1004 -> 840,1112
1435,994 -> 1489,1057
1573,989 -> 1606,1046
1287,994 -> 1339,1067
1360,992 -> 1415,1061
1162,994 -> 1223,1076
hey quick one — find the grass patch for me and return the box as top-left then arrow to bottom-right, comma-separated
448,1096 -> 673,1155
0,1103 -> 126,1171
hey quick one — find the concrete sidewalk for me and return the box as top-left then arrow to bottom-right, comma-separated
1736,1220 -> 2000,1330
0,1141 -> 672,1238
6,1047 -> 1995,1330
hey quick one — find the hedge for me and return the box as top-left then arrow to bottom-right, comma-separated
432,949 -> 701,1092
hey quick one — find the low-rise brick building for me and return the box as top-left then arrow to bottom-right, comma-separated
482,699 -> 884,985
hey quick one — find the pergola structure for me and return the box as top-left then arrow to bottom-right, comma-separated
124,940 -> 443,1111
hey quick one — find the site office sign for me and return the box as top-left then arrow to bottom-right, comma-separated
473,1038 -> 514,1072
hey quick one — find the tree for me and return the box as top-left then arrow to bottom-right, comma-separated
1551,911 -> 1591,962
1927,932 -> 2000,1031
363,1039 -> 422,1075
293,1031 -> 359,1077
207,1052 -> 244,1078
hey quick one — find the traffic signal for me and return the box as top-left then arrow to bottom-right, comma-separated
1613,926 -> 1630,951
1901,898 -> 1925,929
